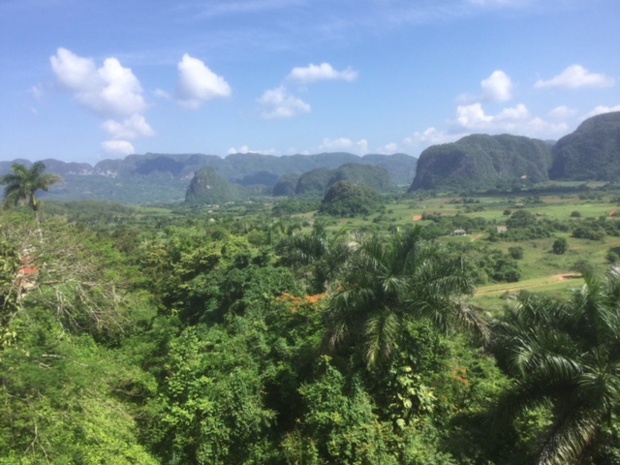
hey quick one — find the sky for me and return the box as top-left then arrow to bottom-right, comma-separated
1,0 -> 619,165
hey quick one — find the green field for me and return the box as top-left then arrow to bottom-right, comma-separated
303,187 -> 620,310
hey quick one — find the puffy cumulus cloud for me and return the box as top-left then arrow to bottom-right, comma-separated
584,104 -> 620,119
177,53 -> 231,109
227,145 -> 278,155
382,142 -> 399,154
455,102 -> 568,136
548,105 -> 578,120
287,62 -> 358,85
456,102 -> 531,130
228,145 -> 252,154
257,61 -> 356,120
481,70 -> 513,102
404,127 -> 462,146
535,64 -> 615,89
101,114 -> 156,140
258,86 -> 311,119
101,140 -> 135,157
459,70 -> 513,103
319,137 -> 368,154
51,48 -> 147,117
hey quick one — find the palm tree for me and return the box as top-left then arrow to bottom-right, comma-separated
277,222 -> 350,294
325,226 -> 485,369
491,268 -> 620,465
0,162 -> 62,214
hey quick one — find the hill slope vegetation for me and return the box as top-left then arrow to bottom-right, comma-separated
410,134 -> 553,191
549,111 -> 620,181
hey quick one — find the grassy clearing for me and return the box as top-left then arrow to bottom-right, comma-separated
320,189 -> 620,305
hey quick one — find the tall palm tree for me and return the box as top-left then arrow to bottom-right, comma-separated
0,162 -> 62,213
277,222 -> 350,294
325,226 -> 484,369
491,268 -> 620,465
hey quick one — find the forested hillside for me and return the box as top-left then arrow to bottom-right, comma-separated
293,163 -> 392,196
410,134 -> 552,191
550,111 -> 620,180
0,152 -> 416,205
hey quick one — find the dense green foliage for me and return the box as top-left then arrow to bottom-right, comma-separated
319,180 -> 381,217
492,271 -> 620,464
295,164 -> 392,197
295,167 -> 333,195
3,186 -> 620,464
550,111 -> 620,181
272,174 -> 299,196
410,134 -> 552,192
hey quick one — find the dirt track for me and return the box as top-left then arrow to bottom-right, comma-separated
476,273 -> 582,296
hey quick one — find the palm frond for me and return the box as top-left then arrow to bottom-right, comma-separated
537,410 -> 599,465
364,310 -> 400,370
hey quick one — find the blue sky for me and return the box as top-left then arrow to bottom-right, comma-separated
1,0 -> 619,165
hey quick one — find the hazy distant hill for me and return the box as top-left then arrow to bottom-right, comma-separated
185,167 -> 238,205
0,152 -> 416,204
361,153 -> 417,186
294,164 -> 392,196
549,111 -> 620,181
409,134 -> 552,191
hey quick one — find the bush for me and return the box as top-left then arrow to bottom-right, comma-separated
508,246 -> 524,260
319,181 -> 380,217
552,237 -> 569,255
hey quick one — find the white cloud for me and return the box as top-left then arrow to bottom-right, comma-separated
227,145 -> 278,155
455,102 -> 568,136
319,137 -> 367,154
357,139 -> 369,154
51,48 -> 96,90
548,105 -> 578,120
101,140 -> 135,156
404,127 -> 462,148
258,86 -> 311,119
460,70 -> 513,103
584,104 -> 620,119
177,53 -> 231,109
51,48 -> 147,117
382,142 -> 399,154
228,145 -> 252,154
456,103 -> 493,128
288,62 -> 358,85
535,64 -> 615,89
101,114 -> 156,140
481,70 -> 513,102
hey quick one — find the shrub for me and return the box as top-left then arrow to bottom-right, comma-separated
552,237 -> 569,255
508,246 -> 524,260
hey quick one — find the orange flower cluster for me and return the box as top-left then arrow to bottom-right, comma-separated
275,292 -> 328,313
451,367 -> 469,387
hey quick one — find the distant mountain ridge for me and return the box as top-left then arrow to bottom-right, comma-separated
409,111 -> 620,192
5,111 -> 619,204
0,152 -> 416,204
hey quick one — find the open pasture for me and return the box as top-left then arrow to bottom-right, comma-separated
317,187 -> 620,305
